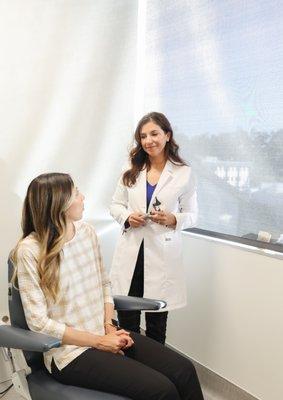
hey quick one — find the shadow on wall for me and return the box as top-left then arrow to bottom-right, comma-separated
0,159 -> 22,318
86,218 -> 120,272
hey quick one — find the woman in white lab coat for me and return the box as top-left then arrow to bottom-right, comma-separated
110,112 -> 198,344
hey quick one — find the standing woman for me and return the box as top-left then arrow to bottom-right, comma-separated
110,112 -> 198,344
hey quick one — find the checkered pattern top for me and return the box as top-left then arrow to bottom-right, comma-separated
16,221 -> 113,373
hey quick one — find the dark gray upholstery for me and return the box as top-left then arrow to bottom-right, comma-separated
3,258 -> 167,400
0,325 -> 60,352
8,259 -> 29,330
27,370 -> 128,400
114,295 -> 166,311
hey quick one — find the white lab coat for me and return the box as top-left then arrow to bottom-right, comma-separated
110,160 -> 198,311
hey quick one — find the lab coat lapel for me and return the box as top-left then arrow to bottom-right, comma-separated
148,160 -> 173,211
135,167 -> 147,210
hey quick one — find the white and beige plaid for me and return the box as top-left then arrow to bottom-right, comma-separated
17,221 -> 113,372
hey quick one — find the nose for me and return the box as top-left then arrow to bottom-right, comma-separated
144,136 -> 153,145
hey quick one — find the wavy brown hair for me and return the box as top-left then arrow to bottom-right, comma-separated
123,112 -> 186,187
12,173 -> 74,302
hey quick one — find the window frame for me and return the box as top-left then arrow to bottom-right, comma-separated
184,227 -> 283,254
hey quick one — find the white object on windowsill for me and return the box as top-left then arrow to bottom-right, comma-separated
257,230 -> 272,243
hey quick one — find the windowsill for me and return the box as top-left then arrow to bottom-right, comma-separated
182,230 -> 283,261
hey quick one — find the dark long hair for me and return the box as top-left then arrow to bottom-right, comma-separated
123,112 -> 186,187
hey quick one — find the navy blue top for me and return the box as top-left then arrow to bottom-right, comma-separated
146,181 -> 157,211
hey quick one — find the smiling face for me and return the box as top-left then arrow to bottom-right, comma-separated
65,186 -> 85,222
140,121 -> 170,160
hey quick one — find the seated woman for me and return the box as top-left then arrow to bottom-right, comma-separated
12,172 -> 204,400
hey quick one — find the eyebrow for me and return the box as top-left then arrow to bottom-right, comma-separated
140,130 -> 160,135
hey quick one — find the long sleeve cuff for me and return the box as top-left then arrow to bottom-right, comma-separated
46,321 -> 66,340
104,296 -> 114,305
103,284 -> 114,305
173,212 -> 198,231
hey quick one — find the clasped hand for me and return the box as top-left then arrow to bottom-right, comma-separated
97,329 -> 134,355
149,210 -> 176,227
128,211 -> 176,227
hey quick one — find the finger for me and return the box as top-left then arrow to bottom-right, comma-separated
119,329 -> 130,335
118,337 -> 127,345
115,329 -> 130,336
118,350 -> 125,355
122,338 -> 134,349
134,213 -> 146,219
131,217 -> 145,224
127,337 -> 134,347
130,220 -> 143,227
121,335 -> 134,347
119,334 -> 134,347
123,334 -> 133,343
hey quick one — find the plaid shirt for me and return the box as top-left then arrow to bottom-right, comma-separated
17,221 -> 113,373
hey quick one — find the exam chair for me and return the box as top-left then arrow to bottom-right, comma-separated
0,260 -> 166,400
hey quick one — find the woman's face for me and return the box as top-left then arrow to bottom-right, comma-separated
65,187 -> 85,222
140,121 -> 170,159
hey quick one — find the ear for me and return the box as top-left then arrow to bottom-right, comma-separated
166,132 -> 171,142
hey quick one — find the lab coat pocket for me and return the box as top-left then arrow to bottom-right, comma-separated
164,231 -> 182,280
164,231 -> 182,259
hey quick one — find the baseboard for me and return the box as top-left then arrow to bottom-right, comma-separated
166,343 -> 260,400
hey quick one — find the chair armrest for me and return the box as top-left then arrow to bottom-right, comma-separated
113,295 -> 167,311
0,325 -> 61,352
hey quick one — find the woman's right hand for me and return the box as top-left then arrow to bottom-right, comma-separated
128,212 -> 146,228
95,330 -> 134,354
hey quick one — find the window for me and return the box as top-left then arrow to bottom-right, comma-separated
142,0 -> 283,247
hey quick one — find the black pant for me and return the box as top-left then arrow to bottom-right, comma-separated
51,332 -> 204,400
118,241 -> 168,344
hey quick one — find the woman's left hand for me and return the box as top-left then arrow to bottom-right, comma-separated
150,211 -> 176,227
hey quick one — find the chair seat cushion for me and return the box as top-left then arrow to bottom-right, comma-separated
27,369 -> 130,400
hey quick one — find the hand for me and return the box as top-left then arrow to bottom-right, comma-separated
128,212 -> 146,228
150,211 -> 176,227
95,332 -> 129,354
115,329 -> 134,350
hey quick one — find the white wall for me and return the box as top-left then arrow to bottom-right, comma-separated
167,233 -> 283,400
0,0 -> 138,318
